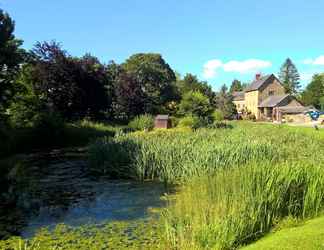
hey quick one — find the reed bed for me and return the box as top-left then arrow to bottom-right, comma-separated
88,122 -> 324,249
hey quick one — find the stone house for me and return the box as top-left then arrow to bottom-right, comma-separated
233,74 -> 308,122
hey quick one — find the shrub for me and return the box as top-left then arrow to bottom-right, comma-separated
169,116 -> 179,128
177,115 -> 202,129
212,109 -> 224,122
179,91 -> 213,118
128,114 -> 154,131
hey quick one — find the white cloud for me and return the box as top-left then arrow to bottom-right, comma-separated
202,58 -> 272,79
223,59 -> 272,73
203,59 -> 223,78
303,55 -> 324,65
300,72 -> 314,81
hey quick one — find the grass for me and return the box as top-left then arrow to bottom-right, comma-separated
242,215 -> 324,250
2,121 -> 324,249
87,122 -> 324,249
0,120 -> 119,158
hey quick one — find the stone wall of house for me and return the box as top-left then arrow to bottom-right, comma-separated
245,90 -> 259,118
233,100 -> 245,112
258,79 -> 285,103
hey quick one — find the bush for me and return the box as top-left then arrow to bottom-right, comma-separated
212,109 -> 224,122
177,115 -> 202,129
128,114 -> 154,131
169,116 -> 179,127
8,95 -> 43,128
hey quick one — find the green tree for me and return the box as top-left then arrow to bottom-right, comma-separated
0,9 -> 25,111
229,79 -> 243,93
301,73 -> 324,109
214,84 -> 237,119
176,73 -> 215,103
179,90 -> 213,118
320,96 -> 324,111
122,53 -> 176,114
278,58 -> 301,95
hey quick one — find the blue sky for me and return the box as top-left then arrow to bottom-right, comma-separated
2,0 -> 324,90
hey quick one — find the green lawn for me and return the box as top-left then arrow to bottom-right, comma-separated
242,216 -> 324,250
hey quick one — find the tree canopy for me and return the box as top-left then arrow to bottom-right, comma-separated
229,79 -> 243,93
278,58 -> 301,95
0,9 -> 25,111
215,84 -> 237,119
301,74 -> 324,109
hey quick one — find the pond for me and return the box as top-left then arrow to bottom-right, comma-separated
0,148 -> 168,239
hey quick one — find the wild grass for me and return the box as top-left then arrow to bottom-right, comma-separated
162,162 -> 324,249
0,119 -> 119,158
88,121 -> 324,249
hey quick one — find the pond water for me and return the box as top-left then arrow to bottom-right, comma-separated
1,149 -> 167,239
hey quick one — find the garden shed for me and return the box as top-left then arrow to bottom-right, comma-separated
154,115 -> 171,129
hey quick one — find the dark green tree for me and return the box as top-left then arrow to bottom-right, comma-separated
0,9 -> 25,111
113,70 -> 145,120
278,58 -> 301,95
214,84 -> 237,119
122,53 -> 176,114
301,73 -> 324,109
229,79 -> 243,93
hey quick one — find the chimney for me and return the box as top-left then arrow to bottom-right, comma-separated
255,73 -> 261,81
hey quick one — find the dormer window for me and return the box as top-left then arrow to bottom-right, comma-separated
268,90 -> 274,96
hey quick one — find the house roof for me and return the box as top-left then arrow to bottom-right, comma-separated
278,106 -> 310,114
232,91 -> 245,101
245,74 -> 273,92
155,115 -> 169,120
258,94 -> 290,108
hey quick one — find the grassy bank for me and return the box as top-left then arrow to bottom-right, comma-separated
88,122 -> 324,249
0,120 -> 120,159
1,122 -> 324,249
242,215 -> 324,250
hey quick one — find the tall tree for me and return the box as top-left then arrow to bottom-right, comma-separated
214,84 -> 237,119
122,53 -> 176,114
278,58 -> 301,95
113,70 -> 145,120
229,79 -> 243,93
301,73 -> 324,109
0,9 -> 25,111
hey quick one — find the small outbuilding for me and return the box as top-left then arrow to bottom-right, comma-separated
154,115 -> 171,129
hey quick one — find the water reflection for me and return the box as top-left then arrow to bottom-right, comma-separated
1,149 -> 167,239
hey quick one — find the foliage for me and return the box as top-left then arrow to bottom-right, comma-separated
279,58 -> 301,95
113,70 -> 146,121
214,84 -> 237,119
122,53 -> 177,114
301,73 -> 324,109
128,114 -> 154,131
179,91 -> 213,119
176,73 -> 215,104
0,9 -> 25,111
229,79 -> 243,92
212,109 -> 224,122
0,220 -> 163,250
320,96 -> 324,111
177,115 -> 202,129
0,120 -> 117,158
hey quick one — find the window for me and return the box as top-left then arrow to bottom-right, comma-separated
269,90 -> 274,96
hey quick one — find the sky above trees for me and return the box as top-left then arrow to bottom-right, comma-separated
2,0 -> 324,90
